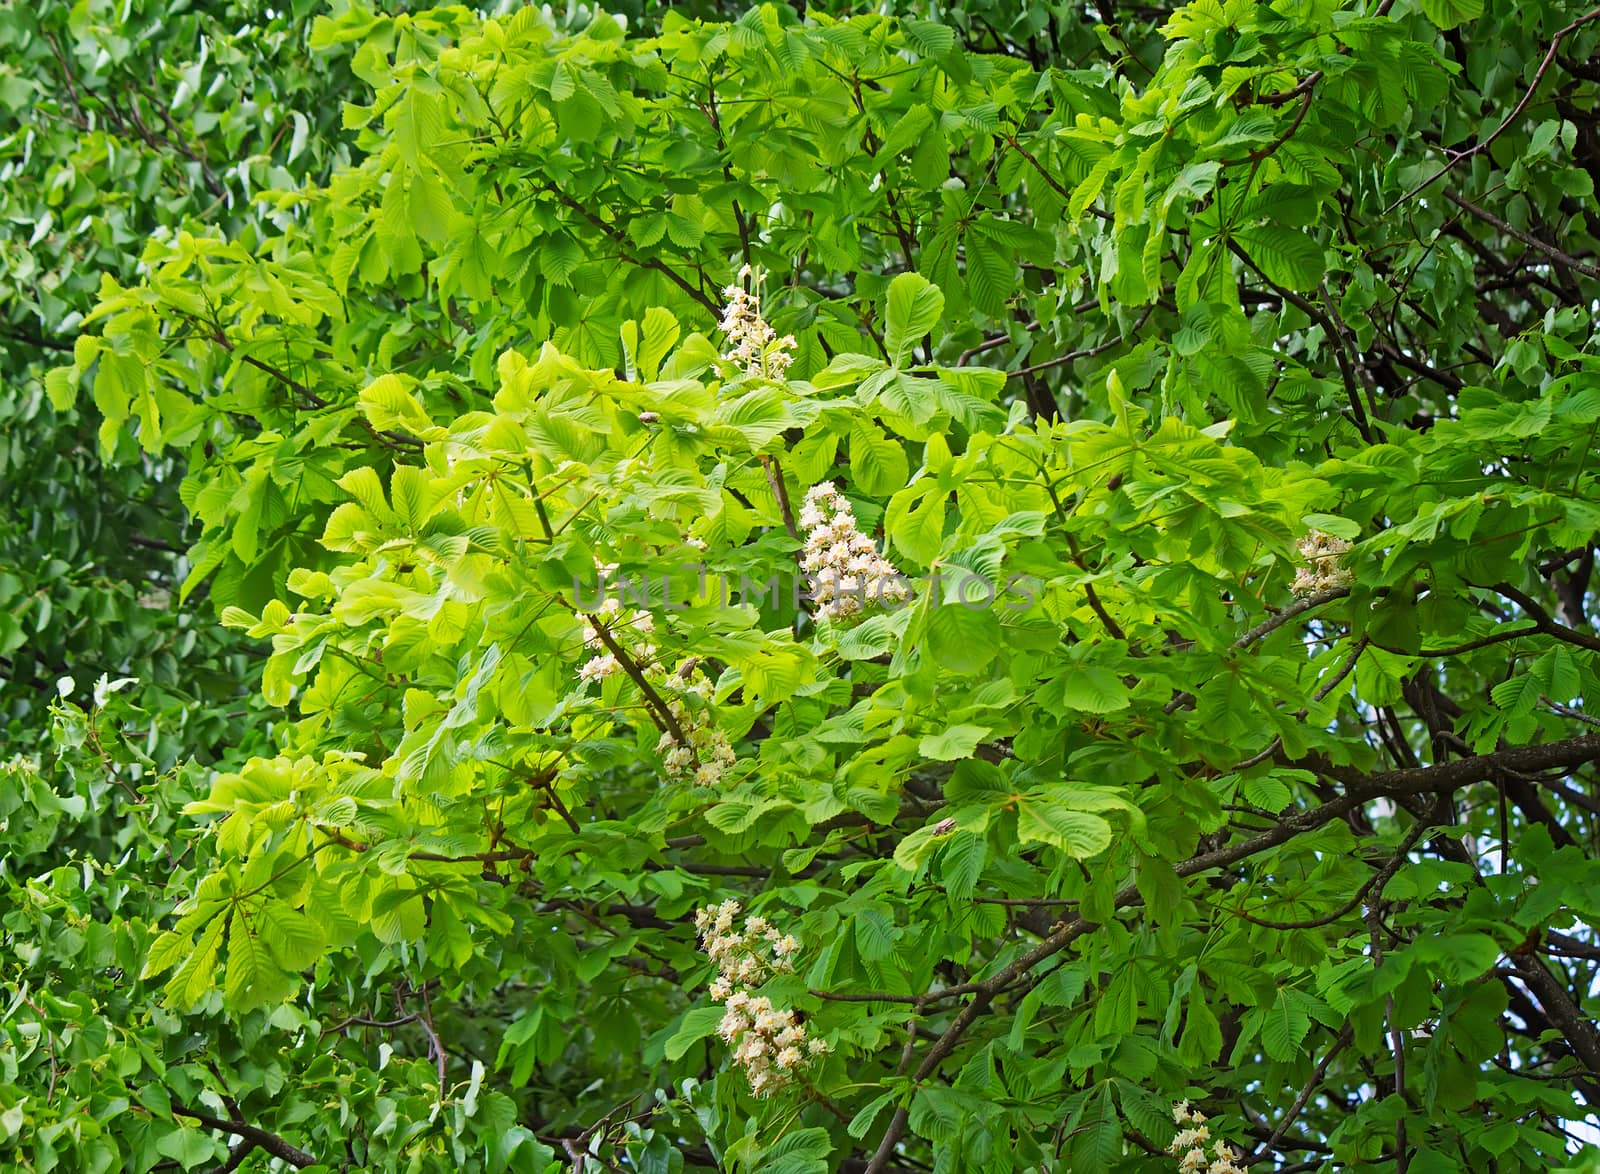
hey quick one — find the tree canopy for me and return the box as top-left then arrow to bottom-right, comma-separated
5,0 -> 1600,1171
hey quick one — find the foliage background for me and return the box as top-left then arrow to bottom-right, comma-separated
4,0 -> 1600,1170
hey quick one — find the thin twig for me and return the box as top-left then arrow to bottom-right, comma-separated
1385,6 -> 1600,212
1443,189 -> 1600,281
1007,305 -> 1154,379
1250,1025 -> 1353,1166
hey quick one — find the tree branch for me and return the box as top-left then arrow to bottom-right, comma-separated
171,1104 -> 317,1169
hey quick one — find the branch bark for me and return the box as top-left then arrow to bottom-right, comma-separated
171,1104 -> 317,1169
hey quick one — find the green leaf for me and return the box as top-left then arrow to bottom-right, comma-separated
836,613 -> 900,660
225,907 -> 265,1007
141,929 -> 192,980
1262,987 -> 1312,1061
1413,932 -> 1503,982
1235,225 -> 1324,290
1016,796 -> 1113,858
919,723 -> 990,761
854,909 -> 896,961
45,366 -> 77,411
359,372 -> 436,435
165,912 -> 227,1008
926,604 -> 1000,674
937,832 -> 987,901
847,1091 -> 897,1139
849,420 -> 910,496
155,1126 -> 220,1171
759,1126 -> 832,1174
886,481 -> 947,566
664,1005 -> 726,1062
964,224 -> 1014,316
393,83 -> 444,166
1059,667 -> 1131,714
261,904 -> 324,971
1302,513 -> 1361,540
370,883 -> 426,945
884,273 -> 945,366
1417,0 -> 1483,29
1241,774 -> 1291,810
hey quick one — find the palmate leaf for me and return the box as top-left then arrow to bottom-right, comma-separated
886,479 -> 947,566
225,906 -> 277,1009
853,908 -> 896,961
44,365 -> 76,411
155,1126 -> 221,1171
164,913 -> 227,1008
757,1126 -> 832,1174
925,603 -> 999,674
918,722 -> 988,761
1069,1085 -> 1122,1169
963,223 -> 1014,316
141,928 -> 193,981
391,80 -> 445,167
359,372 -> 438,437
370,882 -> 427,945
936,831 -> 987,900
847,1091 -> 898,1140
621,307 -> 680,381
875,372 -> 939,425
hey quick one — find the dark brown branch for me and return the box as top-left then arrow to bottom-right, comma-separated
170,1104 -> 316,1169
1443,189 -> 1600,281
1226,818 -> 1422,931
1166,587 -> 1351,715
1490,582 -> 1600,653
1223,86 -> 1315,167
1,323 -> 75,353
1253,71 -> 1323,106
1508,952 -> 1600,1086
1228,241 -> 1373,441
583,617 -> 686,744
1319,731 -> 1600,799
760,453 -> 800,542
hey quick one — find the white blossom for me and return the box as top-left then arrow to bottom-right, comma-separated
799,482 -> 909,620
695,903 -> 818,1095
718,266 -> 796,380
1168,1103 -> 1240,1174
1292,530 -> 1354,596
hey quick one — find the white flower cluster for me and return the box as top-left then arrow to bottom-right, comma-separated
1169,1102 -> 1243,1174
720,264 -> 796,380
657,671 -> 737,788
696,901 -> 824,1096
578,597 -> 656,684
1292,530 -> 1354,596
800,482 -> 909,620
